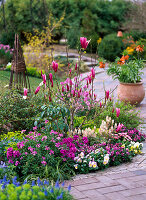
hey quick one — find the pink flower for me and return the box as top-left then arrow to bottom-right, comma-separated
33,126 -> 37,131
42,156 -> 45,160
36,144 -> 41,148
35,86 -> 40,94
25,152 -> 28,155
91,68 -> 95,79
45,146 -> 50,150
45,120 -> 49,124
42,136 -> 47,141
49,150 -> 54,155
42,74 -> 46,83
21,130 -> 26,133
80,37 -> 90,49
75,63 -> 77,70
41,160 -> 47,165
52,61 -> 58,72
15,161 -> 20,166
24,88 -> 28,96
49,96 -> 52,102
31,151 -> 37,156
49,73 -> 53,82
100,102 -> 102,108
116,108 -> 120,117
71,90 -> 75,97
62,86 -> 65,92
106,90 -> 109,100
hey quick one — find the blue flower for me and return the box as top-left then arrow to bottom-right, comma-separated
61,182 -> 65,187
68,184 -> 71,192
50,188 -> 54,193
32,180 -> 35,186
57,192 -> 63,199
44,190 -> 48,196
44,180 -> 49,185
23,180 -> 27,185
55,180 -> 60,189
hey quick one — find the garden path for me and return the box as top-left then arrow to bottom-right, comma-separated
64,59 -> 146,200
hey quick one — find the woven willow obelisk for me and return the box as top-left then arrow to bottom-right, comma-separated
9,34 -> 30,92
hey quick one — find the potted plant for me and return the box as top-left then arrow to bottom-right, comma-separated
107,45 -> 145,105
0,44 -> 13,69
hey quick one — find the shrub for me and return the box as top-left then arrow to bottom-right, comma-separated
0,31 -> 15,48
0,90 -> 43,134
98,33 -> 124,61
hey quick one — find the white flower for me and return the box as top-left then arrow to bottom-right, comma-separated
23,96 -> 27,99
39,81 -> 44,86
103,154 -> 109,165
74,164 -> 78,169
89,161 -> 92,167
80,152 -> 84,158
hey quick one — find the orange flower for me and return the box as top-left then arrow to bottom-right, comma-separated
117,31 -> 123,37
117,55 -> 129,65
99,62 -> 105,68
136,45 -> 144,52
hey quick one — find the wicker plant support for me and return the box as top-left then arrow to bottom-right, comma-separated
9,34 -> 31,92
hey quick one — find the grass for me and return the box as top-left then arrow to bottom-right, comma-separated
0,70 -> 64,97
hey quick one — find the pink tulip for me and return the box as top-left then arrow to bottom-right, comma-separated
78,91 -> 80,98
100,102 -> 102,108
75,63 -> 77,70
24,88 -> 28,96
66,84 -> 69,91
62,86 -> 65,92
42,74 -> 46,84
80,37 -> 90,49
106,90 -> 109,100
72,90 -> 75,97
112,108 -> 114,113
49,96 -> 52,102
91,68 -> 95,79
49,73 -> 53,82
51,80 -> 53,87
52,61 -> 58,72
116,108 -> 120,117
35,86 -> 40,94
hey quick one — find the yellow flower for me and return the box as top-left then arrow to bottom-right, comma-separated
97,37 -> 102,44
74,164 -> 78,169
121,144 -> 125,148
134,150 -> 138,154
126,46 -> 134,55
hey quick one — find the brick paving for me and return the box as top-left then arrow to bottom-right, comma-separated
65,65 -> 146,199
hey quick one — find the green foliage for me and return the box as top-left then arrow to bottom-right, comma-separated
107,59 -> 144,83
34,104 -> 70,133
0,0 -> 132,48
75,100 -> 141,130
98,33 -> 124,61
5,64 -> 45,78
0,181 -> 73,200
0,31 -> 15,48
0,90 -> 43,134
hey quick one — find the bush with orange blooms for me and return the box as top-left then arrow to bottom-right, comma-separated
107,45 -> 144,83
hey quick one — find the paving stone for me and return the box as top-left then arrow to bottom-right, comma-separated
81,177 -> 99,184
119,187 -> 146,197
70,187 -> 87,199
96,185 -> 127,194
116,178 -> 144,189
128,194 -> 146,200
75,182 -> 107,191
95,175 -> 119,186
104,192 -> 133,200
133,170 -> 146,175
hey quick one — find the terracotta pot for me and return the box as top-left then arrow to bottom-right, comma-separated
117,82 -> 145,105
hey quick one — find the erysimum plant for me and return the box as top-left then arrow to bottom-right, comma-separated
107,45 -> 145,83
